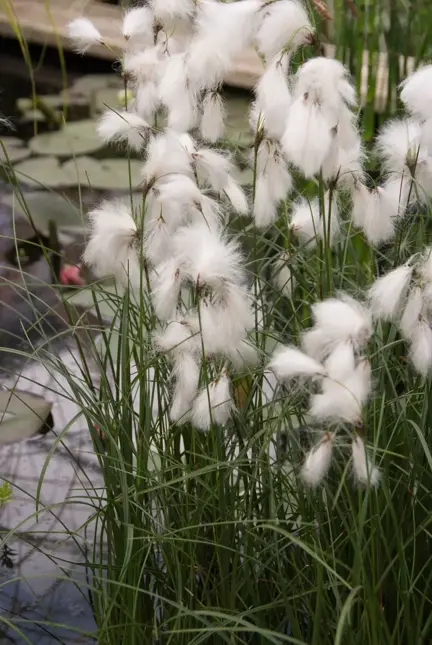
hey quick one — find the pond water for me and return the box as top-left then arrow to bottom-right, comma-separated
0,41 -> 252,643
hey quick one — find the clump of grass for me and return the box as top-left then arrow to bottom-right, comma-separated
2,1 -> 432,644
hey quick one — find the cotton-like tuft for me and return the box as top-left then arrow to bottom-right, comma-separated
400,65 -> 432,120
270,346 -> 325,381
67,18 -> 102,54
170,352 -> 200,424
135,82 -> 160,120
351,435 -> 380,487
256,0 -> 313,59
192,283 -> 255,362
97,110 -> 150,151
123,47 -> 163,83
83,201 -> 140,286
254,55 -> 292,140
158,54 -> 197,132
253,140 -> 292,228
368,265 -> 413,321
272,252 -> 295,298
399,287 -> 424,340
409,321 -> 432,376
310,295 -> 372,352
172,222 -> 245,289
309,359 -> 371,424
151,0 -> 196,23
200,92 -> 226,142
291,194 -> 340,248
324,342 -> 356,381
376,119 -> 427,176
150,258 -> 183,320
122,7 -> 153,45
142,131 -> 193,183
187,0 -> 261,92
283,99 -> 334,178
301,434 -> 333,487
351,183 -> 401,246
154,319 -> 197,355
192,374 -> 235,430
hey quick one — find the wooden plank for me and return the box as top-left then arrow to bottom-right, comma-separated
0,0 -> 264,89
0,0 -> 416,103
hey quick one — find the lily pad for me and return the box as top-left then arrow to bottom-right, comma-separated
91,88 -> 124,116
28,119 -> 104,158
13,156 -> 75,189
66,283 -> 121,321
17,94 -> 90,121
0,137 -> 31,164
62,156 -> 143,190
0,390 -> 52,444
1,191 -> 85,236
70,74 -> 123,97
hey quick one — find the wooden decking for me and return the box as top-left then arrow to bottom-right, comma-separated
0,0 -> 416,105
0,0 -> 264,89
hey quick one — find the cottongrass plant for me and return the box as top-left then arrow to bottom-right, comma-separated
5,2 -> 431,643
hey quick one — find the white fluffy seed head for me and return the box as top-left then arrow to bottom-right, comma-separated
291,194 -> 340,248
400,65 -> 432,120
310,295 -> 372,353
254,55 -> 292,140
172,222 -> 245,289
376,119 -> 425,176
200,92 -> 226,142
151,0 -> 196,24
255,0 -> 313,60
309,359 -> 371,424
399,287 -> 424,340
283,99 -> 334,178
368,265 -> 413,321
150,258 -> 183,321
154,319 -> 197,355
351,435 -> 380,487
170,352 -> 200,424
97,110 -> 150,151
192,374 -> 235,431
409,321 -> 432,376
123,47 -> 163,83
272,253 -> 295,298
67,18 -> 102,54
142,131 -> 193,183
83,201 -> 140,286
159,54 -> 198,132
270,346 -> 326,381
301,434 -> 333,487
324,341 -> 356,381
122,7 -> 154,46
351,183 -> 398,246
187,0 -> 261,92
253,140 -> 292,229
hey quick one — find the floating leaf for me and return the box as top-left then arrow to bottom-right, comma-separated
28,119 -> 104,158
1,191 -> 85,235
17,94 -> 89,121
12,156 -> 75,189
0,137 -> 31,164
62,156 -> 143,190
70,74 -> 123,97
91,88 -> 124,116
66,283 -> 121,321
0,390 -> 53,444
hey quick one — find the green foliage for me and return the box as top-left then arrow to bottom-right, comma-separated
0,481 -> 12,506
